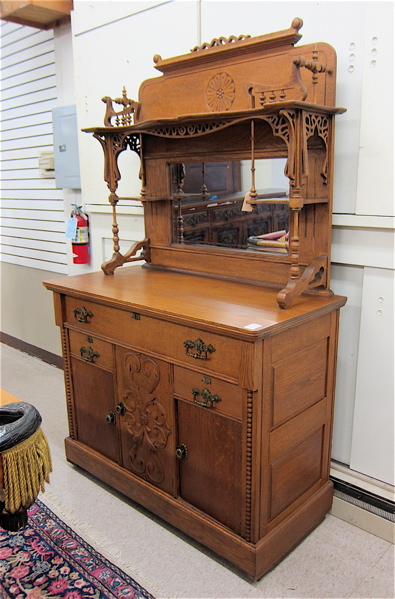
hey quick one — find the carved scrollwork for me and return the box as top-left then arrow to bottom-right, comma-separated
217,228 -> 238,246
93,131 -> 141,195
184,213 -> 207,228
148,121 -> 233,138
191,34 -> 251,52
213,205 -> 240,222
119,352 -> 170,484
304,113 -> 330,183
124,134 -> 141,154
263,111 -> 298,184
304,114 -> 329,144
263,114 -> 292,146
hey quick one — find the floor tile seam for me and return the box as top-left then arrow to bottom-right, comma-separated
374,544 -> 395,575
318,515 -> 393,558
369,544 -> 395,573
310,530 -> 390,570
345,556 -> 393,599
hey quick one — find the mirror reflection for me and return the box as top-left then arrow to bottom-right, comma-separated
172,159 -> 289,254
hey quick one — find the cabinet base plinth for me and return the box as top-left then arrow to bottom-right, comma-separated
65,437 -> 333,580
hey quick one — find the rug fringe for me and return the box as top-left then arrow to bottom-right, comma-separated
2,427 -> 52,513
39,490 -> 164,598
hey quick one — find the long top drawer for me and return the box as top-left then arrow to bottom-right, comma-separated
64,295 -> 242,380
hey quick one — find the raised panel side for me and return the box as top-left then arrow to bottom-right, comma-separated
272,338 -> 328,427
260,312 -> 339,535
269,427 -> 324,520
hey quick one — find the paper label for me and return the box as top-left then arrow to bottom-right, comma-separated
244,323 -> 263,330
66,217 -> 78,239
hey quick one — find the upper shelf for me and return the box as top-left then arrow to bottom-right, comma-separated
0,1 -> 72,30
83,101 -> 346,137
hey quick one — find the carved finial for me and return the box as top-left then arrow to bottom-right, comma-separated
292,17 -> 303,31
153,54 -> 162,64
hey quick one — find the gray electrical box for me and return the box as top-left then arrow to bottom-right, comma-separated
52,105 -> 81,189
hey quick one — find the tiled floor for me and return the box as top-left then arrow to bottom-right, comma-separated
1,343 -> 394,598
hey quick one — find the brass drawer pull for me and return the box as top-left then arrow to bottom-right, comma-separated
74,306 -> 94,323
184,338 -> 216,360
80,346 -> 100,363
192,387 -> 222,409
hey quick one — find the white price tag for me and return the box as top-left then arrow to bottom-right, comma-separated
244,323 -> 263,330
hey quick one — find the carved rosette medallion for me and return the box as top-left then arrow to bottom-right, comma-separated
120,352 -> 170,484
206,72 -> 235,112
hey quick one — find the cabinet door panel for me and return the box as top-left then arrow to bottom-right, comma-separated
70,357 -> 118,462
177,399 -> 242,534
116,348 -> 175,495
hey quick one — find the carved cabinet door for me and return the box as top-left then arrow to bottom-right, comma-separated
115,347 -> 175,495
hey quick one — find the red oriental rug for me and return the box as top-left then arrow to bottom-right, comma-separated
0,499 -> 155,599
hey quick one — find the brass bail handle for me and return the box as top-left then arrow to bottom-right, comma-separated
74,306 -> 94,323
183,338 -> 216,360
192,387 -> 222,408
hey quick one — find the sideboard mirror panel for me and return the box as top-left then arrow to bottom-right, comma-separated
171,159 -> 289,253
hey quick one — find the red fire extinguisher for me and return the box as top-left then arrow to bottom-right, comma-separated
70,205 -> 90,264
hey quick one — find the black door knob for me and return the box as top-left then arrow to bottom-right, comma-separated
176,444 -> 188,460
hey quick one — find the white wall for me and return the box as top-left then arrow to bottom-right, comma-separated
0,22 -> 68,356
0,23 -> 67,273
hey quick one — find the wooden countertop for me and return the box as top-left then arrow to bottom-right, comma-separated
44,266 -> 346,339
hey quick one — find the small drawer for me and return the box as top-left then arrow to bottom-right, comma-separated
68,330 -> 113,369
174,365 -> 242,421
